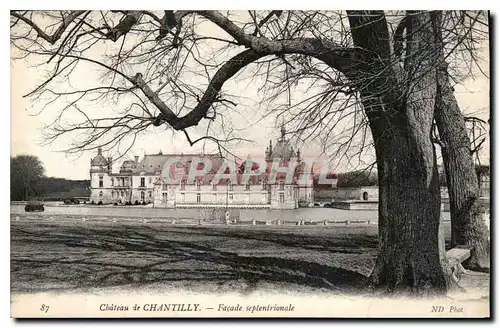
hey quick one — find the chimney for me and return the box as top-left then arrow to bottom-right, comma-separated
134,156 -> 139,164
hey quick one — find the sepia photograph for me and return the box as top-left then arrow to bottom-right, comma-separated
9,8 -> 491,319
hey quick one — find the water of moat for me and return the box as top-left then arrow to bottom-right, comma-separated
10,204 -> 451,223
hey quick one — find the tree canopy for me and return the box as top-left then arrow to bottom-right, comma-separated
11,155 -> 45,201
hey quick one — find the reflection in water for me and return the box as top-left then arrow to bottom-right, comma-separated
10,204 -> 450,223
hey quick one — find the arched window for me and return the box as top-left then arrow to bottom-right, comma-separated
362,191 -> 369,201
111,177 -> 114,186
141,191 -> 145,201
99,191 -> 103,198
111,191 -> 115,198
121,191 -> 124,197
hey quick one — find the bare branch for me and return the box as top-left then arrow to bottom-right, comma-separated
11,10 -> 86,44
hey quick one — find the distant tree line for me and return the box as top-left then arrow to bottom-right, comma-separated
11,155 -> 89,201
337,165 -> 489,189
335,170 -> 378,188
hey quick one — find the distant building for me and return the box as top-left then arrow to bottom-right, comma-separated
89,125 -> 336,208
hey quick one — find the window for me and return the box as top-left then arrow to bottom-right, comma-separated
229,183 -> 233,191
162,183 -> 167,190
196,181 -> 201,191
162,193 -> 168,203
148,191 -> 152,198
245,183 -> 250,191
180,193 -> 185,202
149,177 -> 152,184
99,176 -> 103,188
212,183 -> 217,191
262,179 -> 267,190
111,178 -> 114,186
181,180 -> 186,190
279,193 -> 285,204
111,191 -> 115,198
140,177 -> 145,187
99,191 -> 103,198
212,193 -> 217,202
229,194 -> 233,200
279,180 -> 285,190
120,191 -> 124,197
196,193 -> 201,203
141,191 -> 145,201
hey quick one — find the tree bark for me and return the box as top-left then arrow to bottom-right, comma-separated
432,10 -> 490,270
348,10 -> 452,294
435,62 -> 490,270
370,119 -> 451,294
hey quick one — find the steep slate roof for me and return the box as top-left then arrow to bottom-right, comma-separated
120,160 -> 137,173
162,157 -> 314,186
134,153 -> 223,175
134,154 -> 170,174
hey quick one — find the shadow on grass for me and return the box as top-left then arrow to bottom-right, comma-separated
10,222 -> 408,294
160,225 -> 380,255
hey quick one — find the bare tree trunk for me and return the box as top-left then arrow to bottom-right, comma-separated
347,11 -> 452,294
369,113 -> 451,294
435,62 -> 490,270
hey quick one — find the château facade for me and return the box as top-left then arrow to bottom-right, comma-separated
89,125 -> 336,209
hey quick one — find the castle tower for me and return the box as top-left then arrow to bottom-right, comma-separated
89,147 -> 111,204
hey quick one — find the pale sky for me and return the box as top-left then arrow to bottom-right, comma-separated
10,11 -> 490,180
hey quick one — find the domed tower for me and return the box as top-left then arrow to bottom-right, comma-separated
90,147 -> 108,171
89,147 -> 111,203
268,123 -> 297,162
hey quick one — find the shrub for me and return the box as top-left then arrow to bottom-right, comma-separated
91,200 -> 95,205
141,201 -> 146,205
63,199 -> 72,205
73,199 -> 80,204
97,200 -> 103,205
114,202 -> 118,206
134,200 -> 139,205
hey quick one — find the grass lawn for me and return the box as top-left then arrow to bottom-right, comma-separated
11,217 -> 456,296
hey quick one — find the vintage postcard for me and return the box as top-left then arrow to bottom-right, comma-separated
10,9 -> 490,318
